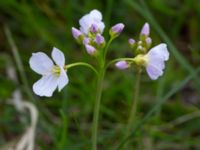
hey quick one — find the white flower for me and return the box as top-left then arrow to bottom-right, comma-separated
145,43 -> 169,80
79,9 -> 105,35
29,47 -> 69,97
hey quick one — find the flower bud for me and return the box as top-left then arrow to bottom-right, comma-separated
83,37 -> 90,45
95,34 -> 105,47
129,38 -> 135,45
140,23 -> 150,37
90,24 -> 98,34
115,61 -> 129,70
128,38 -> 136,49
109,23 -> 125,38
85,45 -> 96,55
146,37 -> 152,47
72,27 -> 83,43
137,45 -> 143,51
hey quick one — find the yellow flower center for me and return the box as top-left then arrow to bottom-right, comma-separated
52,65 -> 67,76
134,54 -> 149,66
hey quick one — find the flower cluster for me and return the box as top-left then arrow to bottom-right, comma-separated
29,10 -> 169,97
116,23 -> 169,80
72,9 -> 124,56
72,10 -> 105,55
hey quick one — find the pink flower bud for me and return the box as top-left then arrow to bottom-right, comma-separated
140,23 -> 150,36
83,37 -> 90,45
85,45 -> 96,55
129,38 -> 135,45
90,24 -> 98,33
115,61 -> 129,70
146,37 -> 152,45
72,27 -> 82,39
110,23 -> 125,37
95,34 -> 105,46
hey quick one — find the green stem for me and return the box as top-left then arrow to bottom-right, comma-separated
103,38 -> 114,61
91,36 -> 114,150
66,62 -> 98,75
92,69 -> 105,150
124,69 -> 141,149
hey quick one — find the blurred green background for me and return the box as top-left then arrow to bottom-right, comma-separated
1,0 -> 200,149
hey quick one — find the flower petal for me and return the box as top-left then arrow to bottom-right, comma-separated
33,74 -> 58,97
149,57 -> 165,71
51,47 -> 65,67
146,64 -> 163,80
79,9 -> 105,35
148,43 -> 169,61
79,13 -> 92,35
90,9 -> 102,21
57,68 -> 69,91
29,52 -> 54,75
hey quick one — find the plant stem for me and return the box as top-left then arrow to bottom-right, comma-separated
66,62 -> 98,75
103,38 -> 113,61
92,68 -> 105,150
92,36 -> 113,150
124,69 -> 141,149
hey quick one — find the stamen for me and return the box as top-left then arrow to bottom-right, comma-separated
52,66 -> 61,75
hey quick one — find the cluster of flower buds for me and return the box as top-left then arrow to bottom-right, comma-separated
72,10 -> 106,56
72,10 -> 124,56
128,23 -> 152,54
116,23 -> 169,80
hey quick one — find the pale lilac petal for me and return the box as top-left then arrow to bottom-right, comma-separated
79,9 -> 105,35
148,43 -> 169,61
149,57 -> 165,70
29,52 -> 54,75
33,74 -> 58,97
146,64 -> 163,80
79,15 -> 92,35
90,9 -> 102,21
141,22 -> 150,36
115,61 -> 129,70
51,47 -> 65,67
145,43 -> 169,80
57,68 -> 69,91
96,22 -> 105,33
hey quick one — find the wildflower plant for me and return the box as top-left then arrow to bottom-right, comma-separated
115,22 -> 169,148
29,9 -> 169,150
